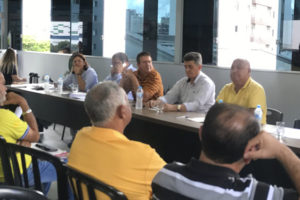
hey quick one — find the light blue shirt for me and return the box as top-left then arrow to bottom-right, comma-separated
160,72 -> 215,112
63,66 -> 98,92
103,64 -> 137,84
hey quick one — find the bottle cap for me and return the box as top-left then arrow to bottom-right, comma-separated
257,104 -> 261,108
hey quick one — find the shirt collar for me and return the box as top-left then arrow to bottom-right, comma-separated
187,72 -> 201,84
241,77 -> 251,90
188,158 -> 240,180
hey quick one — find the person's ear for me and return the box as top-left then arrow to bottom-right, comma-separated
117,105 -> 127,119
198,64 -> 202,71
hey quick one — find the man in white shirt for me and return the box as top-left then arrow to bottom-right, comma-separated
149,52 -> 215,112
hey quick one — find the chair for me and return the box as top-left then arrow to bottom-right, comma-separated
266,108 -> 283,125
0,185 -> 48,200
0,137 -> 68,200
293,119 -> 300,129
65,165 -> 128,200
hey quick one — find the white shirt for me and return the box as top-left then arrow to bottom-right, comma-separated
160,72 -> 215,112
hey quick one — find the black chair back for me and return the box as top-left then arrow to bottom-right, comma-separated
65,165 -> 128,200
0,137 -> 68,200
293,119 -> 300,129
266,108 -> 283,125
0,185 -> 48,200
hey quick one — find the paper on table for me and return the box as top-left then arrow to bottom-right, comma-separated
186,117 -> 205,123
69,92 -> 86,100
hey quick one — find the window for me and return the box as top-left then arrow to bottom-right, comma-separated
22,0 -> 51,52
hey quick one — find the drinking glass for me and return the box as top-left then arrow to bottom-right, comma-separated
156,101 -> 165,114
70,83 -> 78,93
276,121 -> 285,142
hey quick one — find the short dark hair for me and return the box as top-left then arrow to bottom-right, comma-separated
183,52 -> 202,65
112,52 -> 129,63
136,51 -> 151,64
201,103 -> 260,164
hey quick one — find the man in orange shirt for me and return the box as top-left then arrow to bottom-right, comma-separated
120,51 -> 163,102
68,81 -> 166,199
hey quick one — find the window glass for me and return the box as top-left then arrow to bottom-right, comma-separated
125,0 -> 144,60
156,0 -> 176,62
22,0 -> 51,52
215,0 -> 299,71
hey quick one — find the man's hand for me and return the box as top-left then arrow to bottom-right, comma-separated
17,140 -> 31,147
73,66 -> 83,75
3,92 -> 27,106
244,131 -> 283,161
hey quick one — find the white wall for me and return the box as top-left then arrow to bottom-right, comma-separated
18,51 -> 300,127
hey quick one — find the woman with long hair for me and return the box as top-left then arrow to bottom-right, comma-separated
0,48 -> 26,85
63,52 -> 98,92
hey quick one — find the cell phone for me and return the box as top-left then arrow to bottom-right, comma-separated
35,143 -> 57,152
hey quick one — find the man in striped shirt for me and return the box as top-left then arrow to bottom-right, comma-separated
152,103 -> 300,200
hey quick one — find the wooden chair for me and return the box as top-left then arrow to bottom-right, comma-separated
266,108 -> 283,125
65,165 -> 128,200
0,185 -> 48,200
0,137 -> 68,200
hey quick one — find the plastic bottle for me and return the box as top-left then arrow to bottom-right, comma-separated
57,75 -> 63,94
135,86 -> 143,110
254,104 -> 263,125
218,99 -> 223,103
44,74 -> 50,93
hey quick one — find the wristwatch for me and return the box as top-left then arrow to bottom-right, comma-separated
177,104 -> 181,112
22,108 -> 32,116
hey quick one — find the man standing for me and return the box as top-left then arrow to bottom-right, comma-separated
149,52 -> 215,112
68,82 -> 166,199
152,103 -> 300,199
120,51 -> 163,102
0,75 -> 56,195
216,58 -> 267,124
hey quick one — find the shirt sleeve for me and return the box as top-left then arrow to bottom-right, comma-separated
145,149 -> 166,195
4,110 -> 29,142
247,87 -> 267,109
83,67 -> 99,91
141,70 -> 163,100
63,73 -> 73,87
163,80 -> 181,104
183,80 -> 215,112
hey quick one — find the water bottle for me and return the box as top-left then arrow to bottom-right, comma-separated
254,104 -> 263,125
44,74 -> 50,93
57,75 -> 63,94
135,86 -> 143,110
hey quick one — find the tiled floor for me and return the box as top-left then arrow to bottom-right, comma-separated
41,124 -> 72,200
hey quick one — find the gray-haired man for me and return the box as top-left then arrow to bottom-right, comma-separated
149,52 -> 215,112
68,81 -> 165,199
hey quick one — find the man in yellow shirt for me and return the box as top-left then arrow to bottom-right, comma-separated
68,81 -> 166,200
216,59 -> 267,124
0,73 -> 56,195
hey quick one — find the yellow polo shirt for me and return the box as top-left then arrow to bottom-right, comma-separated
216,78 -> 267,124
68,126 -> 166,200
0,109 -> 32,181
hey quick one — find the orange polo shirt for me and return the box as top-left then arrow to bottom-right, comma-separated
68,127 -> 166,200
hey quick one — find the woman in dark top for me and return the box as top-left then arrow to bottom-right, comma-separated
0,48 -> 26,85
